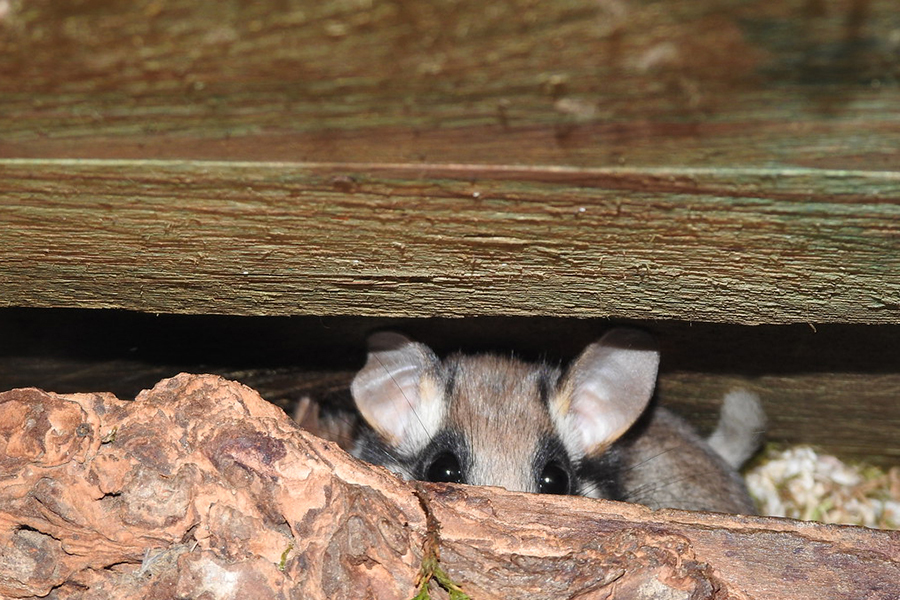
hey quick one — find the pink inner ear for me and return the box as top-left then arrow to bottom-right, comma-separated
568,394 -> 619,454
554,330 -> 660,457
566,378 -> 643,455
350,337 -> 446,452
352,352 -> 424,444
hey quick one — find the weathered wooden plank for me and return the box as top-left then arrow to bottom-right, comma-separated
1,160 -> 898,323
1,0 -> 898,170
661,373 -> 900,464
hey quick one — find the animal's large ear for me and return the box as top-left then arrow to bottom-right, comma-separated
551,328 -> 660,459
350,332 -> 445,453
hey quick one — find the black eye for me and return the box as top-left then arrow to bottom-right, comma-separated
425,452 -> 463,484
538,462 -> 570,495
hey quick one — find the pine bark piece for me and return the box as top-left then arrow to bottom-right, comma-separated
1,374 -> 898,600
0,376 -> 425,599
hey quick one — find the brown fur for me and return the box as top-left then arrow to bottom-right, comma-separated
350,330 -> 761,513
445,355 -> 558,492
608,407 -> 757,513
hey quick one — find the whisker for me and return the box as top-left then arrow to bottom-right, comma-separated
614,445 -> 681,476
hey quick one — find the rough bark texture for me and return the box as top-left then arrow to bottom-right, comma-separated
1,374 -> 898,600
0,374 -> 424,600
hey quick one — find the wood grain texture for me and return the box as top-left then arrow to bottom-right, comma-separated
0,0 -> 898,170
661,373 -> 900,464
2,160 -> 898,323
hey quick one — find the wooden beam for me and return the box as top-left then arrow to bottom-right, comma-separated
1,0 -> 898,171
2,160 -> 898,324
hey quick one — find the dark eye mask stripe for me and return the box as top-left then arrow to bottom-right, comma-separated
416,428 -> 471,484
533,434 -> 575,495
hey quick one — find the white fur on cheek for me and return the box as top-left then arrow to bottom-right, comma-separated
381,460 -> 416,481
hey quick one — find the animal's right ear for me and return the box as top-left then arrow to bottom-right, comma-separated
550,328 -> 660,459
350,332 -> 445,453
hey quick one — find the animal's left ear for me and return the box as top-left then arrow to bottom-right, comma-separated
550,328 -> 660,458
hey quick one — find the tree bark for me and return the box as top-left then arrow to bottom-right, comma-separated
1,374 -> 897,599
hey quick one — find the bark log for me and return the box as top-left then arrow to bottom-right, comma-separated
1,374 -> 898,599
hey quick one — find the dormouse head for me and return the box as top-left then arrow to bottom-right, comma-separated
350,328 -> 660,495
